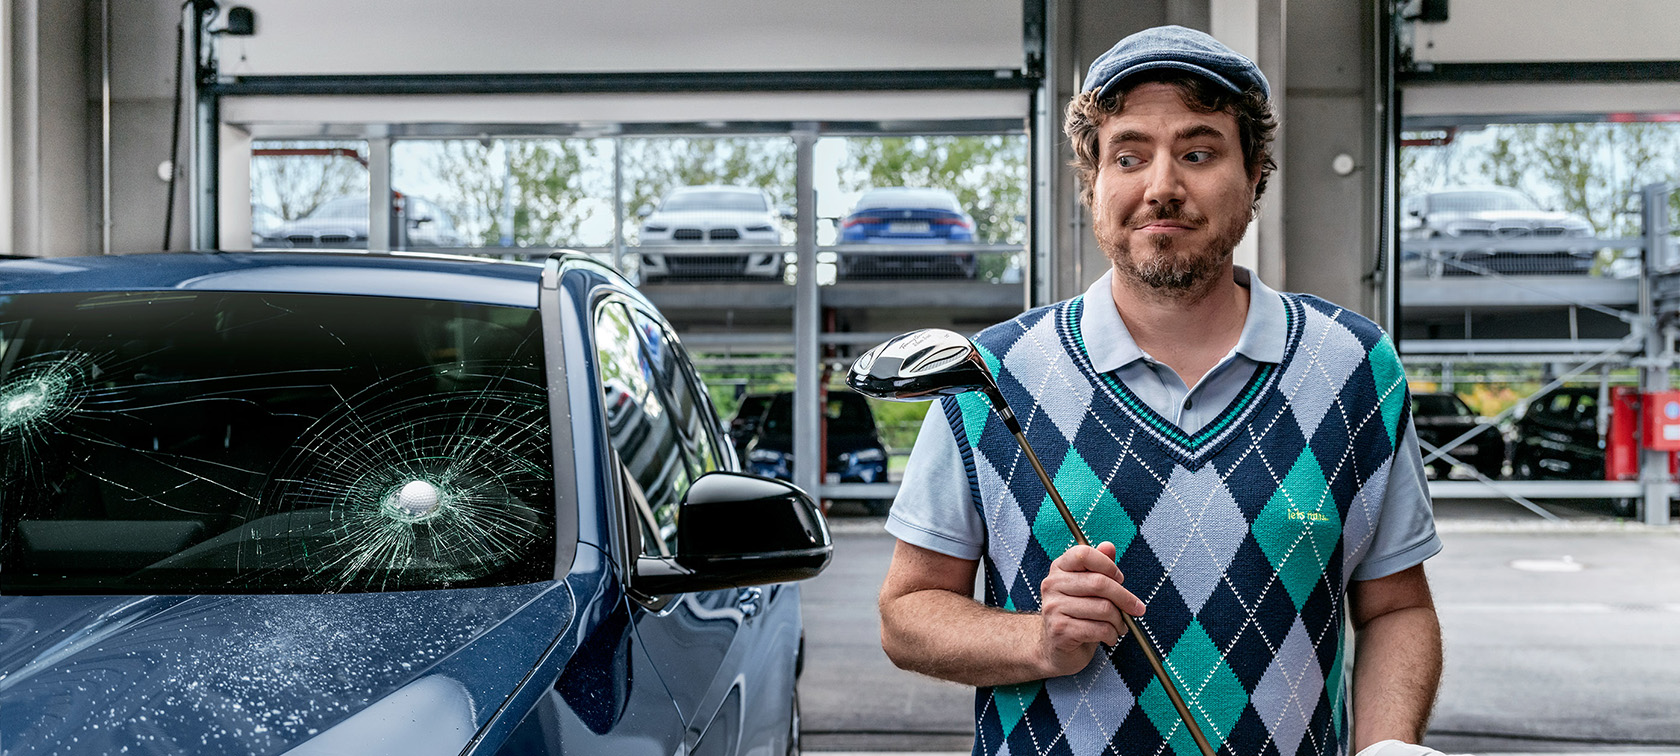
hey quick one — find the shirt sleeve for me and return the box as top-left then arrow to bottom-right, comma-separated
1350,420 -> 1443,581
883,403 -> 986,560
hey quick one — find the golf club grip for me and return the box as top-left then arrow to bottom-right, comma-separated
1008,429 -> 1217,756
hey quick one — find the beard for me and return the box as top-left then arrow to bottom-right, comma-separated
1096,202 -> 1251,295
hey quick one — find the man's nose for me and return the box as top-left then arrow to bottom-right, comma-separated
1143,157 -> 1186,207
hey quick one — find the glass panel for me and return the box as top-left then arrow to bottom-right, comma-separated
0,292 -> 554,594
249,140 -> 371,250
594,302 -> 688,555
391,138 -> 612,251
631,310 -> 723,474
828,134 -> 1027,284
625,137 -> 795,284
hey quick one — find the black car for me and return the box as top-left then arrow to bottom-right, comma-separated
1511,386 -> 1604,480
744,391 -> 891,514
728,392 -> 776,457
1410,392 -> 1507,479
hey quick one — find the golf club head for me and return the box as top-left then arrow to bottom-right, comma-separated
847,329 -> 997,402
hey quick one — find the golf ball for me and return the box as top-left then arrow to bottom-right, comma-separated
395,480 -> 442,519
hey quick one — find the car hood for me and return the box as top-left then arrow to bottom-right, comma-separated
276,217 -> 370,235
644,210 -> 773,227
0,582 -> 576,756
1428,209 -> 1590,226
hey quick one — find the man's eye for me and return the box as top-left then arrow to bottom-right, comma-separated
1117,155 -> 1142,168
1184,151 -> 1213,163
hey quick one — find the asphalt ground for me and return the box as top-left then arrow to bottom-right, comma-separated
799,499 -> 1680,754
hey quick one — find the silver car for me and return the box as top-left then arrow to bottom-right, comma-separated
637,186 -> 789,282
1401,186 -> 1596,276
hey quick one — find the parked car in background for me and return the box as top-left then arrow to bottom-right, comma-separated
250,203 -> 285,246
744,390 -> 891,515
1400,186 -> 1596,276
1511,386 -> 1604,479
1410,392 -> 1507,479
837,187 -> 978,280
263,193 -> 463,249
0,251 -> 829,756
637,185 -> 789,282
728,392 -> 776,458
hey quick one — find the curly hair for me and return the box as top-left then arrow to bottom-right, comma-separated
1064,71 -> 1277,211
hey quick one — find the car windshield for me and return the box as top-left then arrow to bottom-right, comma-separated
1428,190 -> 1540,213
0,291 -> 556,595
1413,394 -> 1472,417
661,190 -> 769,213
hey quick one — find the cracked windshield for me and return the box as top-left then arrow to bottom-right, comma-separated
0,291 -> 556,594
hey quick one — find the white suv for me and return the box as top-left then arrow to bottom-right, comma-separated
637,186 -> 788,282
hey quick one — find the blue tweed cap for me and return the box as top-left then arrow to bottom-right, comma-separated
1083,25 -> 1270,100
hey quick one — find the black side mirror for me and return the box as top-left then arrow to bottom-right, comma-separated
632,472 -> 831,595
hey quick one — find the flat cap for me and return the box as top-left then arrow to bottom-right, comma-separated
1083,25 -> 1270,101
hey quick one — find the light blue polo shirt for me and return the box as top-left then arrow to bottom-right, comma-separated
885,267 -> 1441,581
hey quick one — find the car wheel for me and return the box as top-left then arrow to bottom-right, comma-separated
1612,497 -> 1639,519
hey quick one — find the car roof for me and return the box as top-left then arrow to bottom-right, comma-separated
0,252 -> 547,308
667,185 -> 765,195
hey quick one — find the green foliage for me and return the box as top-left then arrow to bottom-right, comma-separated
841,136 -> 1028,243
427,140 -> 601,247
250,140 -> 368,220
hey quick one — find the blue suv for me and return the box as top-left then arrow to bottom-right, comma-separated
0,252 -> 830,756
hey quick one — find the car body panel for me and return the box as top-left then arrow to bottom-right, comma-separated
1400,186 -> 1597,276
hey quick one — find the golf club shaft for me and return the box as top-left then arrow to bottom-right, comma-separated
1009,429 -> 1217,756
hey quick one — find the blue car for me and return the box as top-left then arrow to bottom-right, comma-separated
0,252 -> 831,756
836,187 -> 978,280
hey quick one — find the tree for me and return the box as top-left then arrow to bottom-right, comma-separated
839,136 -> 1028,244
250,140 -> 367,220
427,139 -> 602,247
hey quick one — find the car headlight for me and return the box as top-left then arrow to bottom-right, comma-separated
643,225 -> 668,233
849,448 -> 886,463
748,449 -> 788,463
746,224 -> 774,232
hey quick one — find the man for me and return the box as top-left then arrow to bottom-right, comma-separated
878,25 -> 1443,756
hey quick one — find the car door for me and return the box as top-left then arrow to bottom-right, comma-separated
613,302 -> 782,756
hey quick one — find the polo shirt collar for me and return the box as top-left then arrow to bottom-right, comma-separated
1080,265 -> 1288,375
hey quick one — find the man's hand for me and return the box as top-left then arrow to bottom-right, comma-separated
1037,541 -> 1147,677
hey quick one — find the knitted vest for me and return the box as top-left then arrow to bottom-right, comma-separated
945,292 -> 1409,756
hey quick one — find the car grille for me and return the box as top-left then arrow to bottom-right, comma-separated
708,229 -> 740,241
666,255 -> 748,277
672,228 -> 704,241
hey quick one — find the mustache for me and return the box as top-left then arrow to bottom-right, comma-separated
1125,205 -> 1206,228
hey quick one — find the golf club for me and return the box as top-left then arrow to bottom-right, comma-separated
848,328 -> 1217,756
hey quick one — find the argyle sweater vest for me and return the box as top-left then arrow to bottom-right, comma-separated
943,292 -> 1410,756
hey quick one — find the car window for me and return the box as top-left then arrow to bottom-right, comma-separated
0,291 -> 556,594
594,302 -> 690,556
1546,392 -> 1575,414
1575,393 -> 1597,416
1413,394 -> 1471,417
630,309 -> 725,473
1428,189 -> 1539,213
827,393 -> 877,434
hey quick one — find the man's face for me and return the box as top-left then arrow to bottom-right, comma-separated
1090,81 -> 1258,294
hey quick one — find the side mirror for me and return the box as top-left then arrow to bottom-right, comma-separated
632,472 -> 832,596
636,204 -> 654,218
778,207 -> 797,221
409,215 -> 434,227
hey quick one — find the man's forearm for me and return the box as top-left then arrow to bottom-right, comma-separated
1351,605 -> 1442,749
880,588 -> 1054,687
